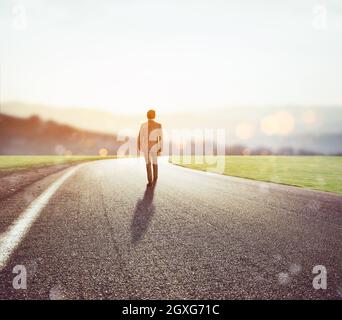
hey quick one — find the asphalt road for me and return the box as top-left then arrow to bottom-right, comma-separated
0,157 -> 341,299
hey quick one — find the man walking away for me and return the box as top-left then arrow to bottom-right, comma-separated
137,109 -> 163,187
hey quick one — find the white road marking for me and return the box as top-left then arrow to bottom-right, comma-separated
0,165 -> 80,270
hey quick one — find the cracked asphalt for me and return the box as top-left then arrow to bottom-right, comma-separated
0,157 -> 341,299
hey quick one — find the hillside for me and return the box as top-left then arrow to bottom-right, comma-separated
1,111 -> 341,155
0,114 -> 125,155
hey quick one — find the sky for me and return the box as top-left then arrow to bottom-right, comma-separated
1,0 -> 342,115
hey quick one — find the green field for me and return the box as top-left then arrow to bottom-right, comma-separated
170,156 -> 342,194
0,155 -> 117,173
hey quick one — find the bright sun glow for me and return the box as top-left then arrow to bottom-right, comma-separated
1,0 -> 342,116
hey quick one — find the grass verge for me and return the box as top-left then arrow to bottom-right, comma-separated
170,155 -> 342,194
0,155 -> 117,173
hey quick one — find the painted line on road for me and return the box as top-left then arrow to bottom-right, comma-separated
0,165 -> 81,271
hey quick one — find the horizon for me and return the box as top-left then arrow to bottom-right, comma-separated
1,104 -> 342,156
2,101 -> 342,141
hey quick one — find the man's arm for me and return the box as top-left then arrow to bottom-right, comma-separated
158,124 -> 163,155
137,125 -> 141,153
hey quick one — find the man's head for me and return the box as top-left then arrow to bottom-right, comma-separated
147,109 -> 156,120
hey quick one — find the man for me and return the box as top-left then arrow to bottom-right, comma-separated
137,109 -> 163,186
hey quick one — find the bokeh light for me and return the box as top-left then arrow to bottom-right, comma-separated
261,111 -> 294,135
235,123 -> 255,140
99,148 -> 108,157
302,110 -> 317,125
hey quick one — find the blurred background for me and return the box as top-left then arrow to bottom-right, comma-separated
1,0 -> 341,155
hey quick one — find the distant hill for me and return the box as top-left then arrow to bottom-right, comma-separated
2,101 -> 342,135
0,114 -> 125,155
1,101 -> 139,134
1,102 -> 342,155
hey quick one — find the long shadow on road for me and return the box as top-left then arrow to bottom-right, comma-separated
131,184 -> 156,244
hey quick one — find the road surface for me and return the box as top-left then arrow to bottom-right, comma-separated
0,157 -> 341,299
